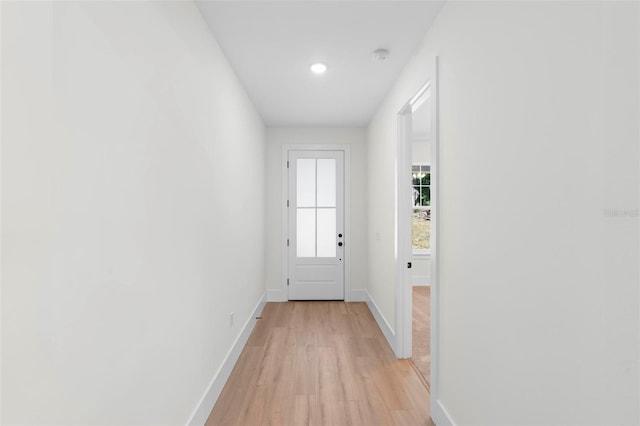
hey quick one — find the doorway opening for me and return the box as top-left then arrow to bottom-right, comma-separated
396,57 -> 439,412
410,88 -> 433,388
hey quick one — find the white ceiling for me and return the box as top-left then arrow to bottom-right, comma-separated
196,1 -> 444,127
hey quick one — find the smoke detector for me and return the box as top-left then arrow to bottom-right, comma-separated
372,49 -> 390,61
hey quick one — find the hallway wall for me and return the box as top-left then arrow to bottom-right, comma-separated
265,128 -> 368,301
1,1 -> 265,424
367,1 -> 639,424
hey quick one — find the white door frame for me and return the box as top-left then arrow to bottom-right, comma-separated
396,57 -> 440,416
281,144 -> 351,301
396,106 -> 414,358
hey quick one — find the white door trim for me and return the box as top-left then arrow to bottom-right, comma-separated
281,144 -> 351,301
396,57 -> 440,416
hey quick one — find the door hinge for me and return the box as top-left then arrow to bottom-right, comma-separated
407,262 -> 412,269
287,200 -> 289,207
287,239 -> 289,247
287,278 -> 290,286
287,160 -> 289,168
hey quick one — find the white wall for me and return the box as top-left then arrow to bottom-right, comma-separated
265,128 -> 367,301
368,1 -> 639,424
1,1 -> 265,424
412,141 -> 431,164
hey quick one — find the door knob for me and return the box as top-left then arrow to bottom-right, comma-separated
338,242 -> 343,247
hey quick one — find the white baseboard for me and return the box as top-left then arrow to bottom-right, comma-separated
270,288 -> 366,302
432,399 -> 456,426
365,291 -> 395,351
267,289 -> 286,302
186,293 -> 266,425
349,289 -> 367,302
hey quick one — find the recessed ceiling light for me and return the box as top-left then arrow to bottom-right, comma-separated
310,63 -> 327,74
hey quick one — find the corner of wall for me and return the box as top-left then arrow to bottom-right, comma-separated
266,289 -> 286,302
349,289 -> 367,302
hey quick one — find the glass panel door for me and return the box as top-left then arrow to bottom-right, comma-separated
288,150 -> 344,300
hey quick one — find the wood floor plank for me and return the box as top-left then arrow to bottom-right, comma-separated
291,394 -> 320,426
412,286 -> 431,388
356,384 -> 396,426
294,344 -> 317,396
390,409 -> 430,426
205,301 -> 431,426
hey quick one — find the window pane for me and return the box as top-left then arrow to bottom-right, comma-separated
412,208 -> 431,250
316,159 -> 336,207
297,208 -> 315,257
297,159 -> 316,207
422,172 -> 431,186
413,186 -> 421,206
421,187 -> 431,206
317,209 -> 336,257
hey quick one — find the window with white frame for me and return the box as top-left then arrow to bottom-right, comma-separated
412,164 -> 431,254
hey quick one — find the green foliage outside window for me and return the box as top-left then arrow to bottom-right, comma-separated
412,165 -> 431,207
412,164 -> 431,251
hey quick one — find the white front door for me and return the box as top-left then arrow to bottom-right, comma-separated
287,150 -> 344,300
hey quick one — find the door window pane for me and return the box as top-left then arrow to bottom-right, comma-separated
297,159 -> 316,207
316,159 -> 336,207
296,209 -> 315,257
317,208 -> 336,257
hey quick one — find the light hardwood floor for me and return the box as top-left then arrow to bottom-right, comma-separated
206,301 -> 432,426
411,287 -> 430,390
